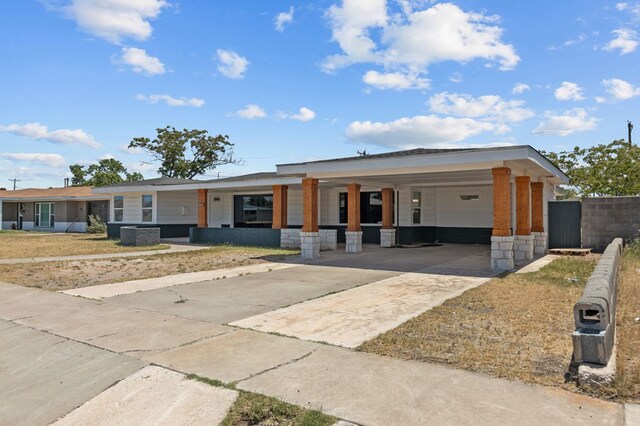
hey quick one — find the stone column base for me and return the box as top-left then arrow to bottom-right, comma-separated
491,236 -> 514,270
514,234 -> 534,261
380,229 -> 396,248
532,232 -> 547,255
300,231 -> 320,259
345,231 -> 363,253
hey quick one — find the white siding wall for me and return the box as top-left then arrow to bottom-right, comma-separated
112,192 -> 156,224
435,185 -> 494,227
157,190 -> 198,224
288,189 -> 303,226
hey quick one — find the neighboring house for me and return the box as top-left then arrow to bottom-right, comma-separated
0,186 -> 110,233
94,146 -> 568,269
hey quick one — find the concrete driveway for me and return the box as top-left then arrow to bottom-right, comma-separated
0,244 -> 628,425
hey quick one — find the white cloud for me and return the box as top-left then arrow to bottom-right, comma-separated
602,78 -> 640,100
119,144 -> 143,154
0,153 -> 66,168
236,104 -> 267,119
60,0 -> 168,44
428,92 -> 534,122
119,47 -> 165,75
615,2 -> 640,19
603,28 -> 638,54
0,122 -> 100,148
290,107 -> 316,122
449,72 -> 463,83
362,70 -> 429,90
323,1 -> 519,90
275,6 -> 294,32
533,108 -> 598,136
554,81 -> 586,101
135,94 -> 204,107
345,115 -> 508,149
216,49 -> 249,79
512,83 -> 530,94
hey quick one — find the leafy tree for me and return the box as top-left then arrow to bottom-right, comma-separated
543,139 -> 640,197
129,126 -> 239,179
69,158 -> 144,187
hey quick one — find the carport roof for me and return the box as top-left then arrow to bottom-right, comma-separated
277,145 -> 569,184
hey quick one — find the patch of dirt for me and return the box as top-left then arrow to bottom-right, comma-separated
0,246 -> 298,291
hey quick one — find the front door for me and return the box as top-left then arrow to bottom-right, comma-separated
209,194 -> 224,227
17,203 -> 24,230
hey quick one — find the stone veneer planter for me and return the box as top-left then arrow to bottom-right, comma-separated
120,226 -> 161,247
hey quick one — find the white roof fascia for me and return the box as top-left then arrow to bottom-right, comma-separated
276,147 -> 531,177
92,177 -> 302,194
525,146 -> 569,184
0,196 -> 110,202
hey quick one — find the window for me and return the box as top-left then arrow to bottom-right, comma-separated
234,195 -> 273,227
142,195 -> 153,222
339,191 -> 391,224
113,196 -> 124,222
35,203 -> 55,228
412,191 -> 422,224
460,194 -> 480,201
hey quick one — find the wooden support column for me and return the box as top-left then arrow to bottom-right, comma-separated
302,178 -> 318,232
272,185 -> 288,229
531,182 -> 544,233
492,167 -> 512,236
347,183 -> 361,232
515,176 -> 531,235
197,188 -> 208,228
381,188 -> 394,229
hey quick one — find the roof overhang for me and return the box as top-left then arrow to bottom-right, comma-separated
92,176 -> 303,194
277,146 -> 569,185
0,196 -> 110,202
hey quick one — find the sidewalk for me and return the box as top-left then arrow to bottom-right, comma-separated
0,281 -> 625,425
0,243 -> 208,265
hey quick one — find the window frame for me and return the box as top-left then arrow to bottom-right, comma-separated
141,194 -> 153,223
113,196 -> 124,222
412,191 -> 422,225
233,194 -> 274,228
338,191 -> 390,225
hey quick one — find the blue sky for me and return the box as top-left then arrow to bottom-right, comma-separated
1,0 -> 639,188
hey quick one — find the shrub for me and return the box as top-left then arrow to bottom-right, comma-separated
87,215 -> 107,234
625,235 -> 640,259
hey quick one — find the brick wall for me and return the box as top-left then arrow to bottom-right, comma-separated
582,197 -> 640,252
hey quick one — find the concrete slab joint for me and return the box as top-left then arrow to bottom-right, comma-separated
380,229 -> 396,248
513,234 -> 534,261
300,231 -> 320,259
345,231 -> 363,253
532,232 -> 547,255
491,236 -> 514,270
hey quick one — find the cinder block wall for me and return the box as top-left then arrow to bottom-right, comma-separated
582,197 -> 640,252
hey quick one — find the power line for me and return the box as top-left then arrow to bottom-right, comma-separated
8,178 -> 21,191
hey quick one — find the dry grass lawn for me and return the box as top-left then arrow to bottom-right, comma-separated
358,256 -> 599,391
0,245 -> 299,291
614,249 -> 640,401
0,232 -> 167,259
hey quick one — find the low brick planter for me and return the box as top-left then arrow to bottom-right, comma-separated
120,226 -> 161,247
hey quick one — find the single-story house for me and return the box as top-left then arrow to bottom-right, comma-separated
0,186 -> 110,233
94,145 -> 568,270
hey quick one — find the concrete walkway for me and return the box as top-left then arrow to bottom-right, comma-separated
0,280 -> 625,425
53,366 -> 238,425
0,243 -> 208,265
62,262 -> 297,299
231,272 -> 490,347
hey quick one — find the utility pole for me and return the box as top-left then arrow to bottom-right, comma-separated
628,121 -> 634,144
8,178 -> 21,191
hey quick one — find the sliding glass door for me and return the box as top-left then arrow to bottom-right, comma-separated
35,202 -> 55,228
